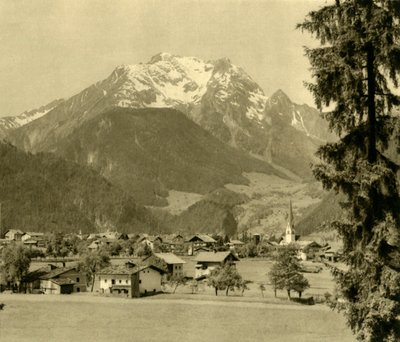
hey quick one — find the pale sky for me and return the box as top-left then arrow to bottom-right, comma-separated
0,0 -> 326,117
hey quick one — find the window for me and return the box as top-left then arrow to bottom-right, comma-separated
77,287 -> 80,293
104,279 -> 107,283
76,277 -> 80,282
126,280 -> 128,284
119,279 -> 122,284
139,280 -> 142,284
112,279 -> 115,285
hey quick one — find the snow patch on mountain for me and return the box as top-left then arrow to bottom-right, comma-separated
0,100 -> 63,131
247,90 -> 268,121
111,54 -> 215,109
291,110 -> 310,135
14,107 -> 56,126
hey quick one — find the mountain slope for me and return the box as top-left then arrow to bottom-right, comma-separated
47,107 -> 284,205
0,141 -> 158,234
0,99 -> 64,138
295,191 -> 344,236
8,53 -> 326,179
155,188 -> 248,236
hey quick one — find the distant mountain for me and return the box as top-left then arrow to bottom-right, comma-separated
0,141 -> 158,234
0,99 -> 64,137
8,53 -> 328,179
43,107 -> 283,205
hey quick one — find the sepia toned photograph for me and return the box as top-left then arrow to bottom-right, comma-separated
0,1 -> 399,341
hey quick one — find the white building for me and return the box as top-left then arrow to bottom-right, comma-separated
144,253 -> 186,277
97,264 -> 166,297
280,200 -> 297,245
194,251 -> 239,279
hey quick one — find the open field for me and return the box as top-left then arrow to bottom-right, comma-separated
163,190 -> 204,215
0,294 -> 354,342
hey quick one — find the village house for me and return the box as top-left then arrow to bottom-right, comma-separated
87,233 -> 100,240
137,235 -> 163,250
4,229 -> 24,241
88,240 -> 101,251
187,234 -> 217,255
194,250 -> 239,279
160,234 -> 185,253
127,233 -> 140,240
21,232 -> 46,248
22,264 -> 58,293
96,263 -> 166,298
23,239 -> 39,248
100,231 -> 128,240
295,241 -> 323,260
227,239 -> 245,251
252,233 -> 262,245
39,267 -> 87,294
21,232 -> 45,242
144,253 -> 186,277
321,245 -> 343,262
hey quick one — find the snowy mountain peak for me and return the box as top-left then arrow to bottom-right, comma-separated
98,53 -> 268,122
107,54 -> 215,108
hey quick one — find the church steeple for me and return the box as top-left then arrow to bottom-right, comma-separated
285,200 -> 296,244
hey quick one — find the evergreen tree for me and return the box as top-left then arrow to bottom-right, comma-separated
298,1 -> 400,340
268,246 -> 308,299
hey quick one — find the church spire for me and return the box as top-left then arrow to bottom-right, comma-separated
285,200 -> 296,244
288,199 -> 294,228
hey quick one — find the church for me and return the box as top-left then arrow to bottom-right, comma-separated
280,200 -> 299,245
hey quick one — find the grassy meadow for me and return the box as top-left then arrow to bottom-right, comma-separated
8,257 -> 356,342
0,294 -> 354,342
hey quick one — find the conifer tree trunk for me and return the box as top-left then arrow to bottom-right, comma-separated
366,43 -> 377,164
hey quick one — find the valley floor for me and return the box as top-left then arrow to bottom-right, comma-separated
0,293 -> 354,342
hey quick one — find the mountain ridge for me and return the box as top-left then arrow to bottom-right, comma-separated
6,53 -> 327,180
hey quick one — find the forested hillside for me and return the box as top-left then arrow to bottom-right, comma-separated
0,141 -> 158,234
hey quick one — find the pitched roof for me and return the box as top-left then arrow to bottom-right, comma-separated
187,234 -> 217,243
24,232 -> 45,237
99,232 -> 121,239
154,253 -> 186,265
228,240 -> 245,245
40,267 -> 76,280
97,264 -> 166,276
50,278 -> 75,286
23,266 -> 53,283
87,233 -> 100,240
194,251 -> 239,263
5,229 -> 24,235
296,240 -> 321,248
